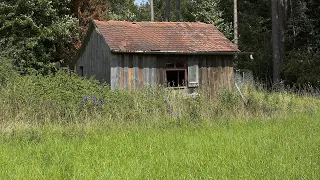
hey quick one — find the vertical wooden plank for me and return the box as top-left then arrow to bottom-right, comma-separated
216,56 -> 222,90
224,56 -> 230,88
96,43 -> 101,80
222,56 -> 227,88
143,56 -> 149,86
205,56 -> 209,90
95,35 -> 99,80
104,45 -> 107,83
151,56 -> 156,86
202,56 -> 207,87
105,46 -> 110,84
133,55 -> 139,89
110,57 -> 117,90
217,56 -> 222,89
119,54 -> 124,89
87,40 -> 90,76
123,55 -> 129,89
101,37 -> 106,82
115,55 -> 121,89
154,59 -> 159,86
211,56 -> 216,92
220,56 -> 225,88
221,56 -> 225,89
230,66 -> 235,86
227,57 -> 235,88
88,32 -> 91,77
138,55 -> 144,88
211,56 -> 216,90
93,31 -> 97,78
105,43 -> 111,84
205,57 -> 209,91
106,48 -> 111,84
110,62 -> 113,90
158,56 -> 166,86
149,57 -> 152,86
206,56 -> 211,91
85,37 -> 88,76
198,56 -> 203,87
128,54 -> 133,90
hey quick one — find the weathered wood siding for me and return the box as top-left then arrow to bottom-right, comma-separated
111,54 -> 163,90
76,28 -> 111,84
198,55 -> 234,91
110,54 -> 234,92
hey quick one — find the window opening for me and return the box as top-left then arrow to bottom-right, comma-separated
80,66 -> 84,77
165,61 -> 186,87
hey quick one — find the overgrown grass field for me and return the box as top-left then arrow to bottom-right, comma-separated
1,114 -> 320,179
0,71 -> 320,179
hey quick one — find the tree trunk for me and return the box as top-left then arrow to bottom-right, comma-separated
272,0 -> 287,84
176,0 -> 180,21
150,0 -> 154,21
279,0 -> 287,68
165,0 -> 170,22
234,0 -> 238,47
72,0 -> 82,18
272,0 -> 281,83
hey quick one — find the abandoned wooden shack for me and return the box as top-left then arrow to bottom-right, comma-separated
74,20 -> 239,92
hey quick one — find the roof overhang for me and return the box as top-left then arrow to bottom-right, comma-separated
110,50 -> 244,55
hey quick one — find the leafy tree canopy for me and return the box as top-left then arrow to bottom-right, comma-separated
0,0 -> 78,74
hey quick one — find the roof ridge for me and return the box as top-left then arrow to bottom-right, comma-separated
94,20 -> 209,24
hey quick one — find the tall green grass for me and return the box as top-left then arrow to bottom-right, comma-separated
1,70 -> 320,179
1,71 -> 320,127
0,114 -> 319,179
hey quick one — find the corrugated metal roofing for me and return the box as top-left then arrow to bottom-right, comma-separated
94,20 -> 239,53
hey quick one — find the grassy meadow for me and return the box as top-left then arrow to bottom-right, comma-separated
0,71 -> 320,179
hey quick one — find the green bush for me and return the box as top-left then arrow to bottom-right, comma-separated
0,57 -> 17,88
0,0 -> 78,74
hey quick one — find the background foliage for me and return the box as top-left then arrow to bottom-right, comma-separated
0,0 -> 320,86
0,0 -> 78,74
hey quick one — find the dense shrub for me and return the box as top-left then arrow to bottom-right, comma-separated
1,69 -> 320,126
0,0 -> 78,74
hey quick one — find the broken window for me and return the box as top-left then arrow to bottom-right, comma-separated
165,61 -> 186,87
165,59 -> 199,88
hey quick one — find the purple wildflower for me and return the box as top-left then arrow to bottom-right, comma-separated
99,98 -> 103,104
84,95 -> 90,100
93,96 -> 97,103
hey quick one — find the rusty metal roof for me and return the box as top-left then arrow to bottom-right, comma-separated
93,20 -> 239,53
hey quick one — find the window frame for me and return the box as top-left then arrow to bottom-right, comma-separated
165,61 -> 188,88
